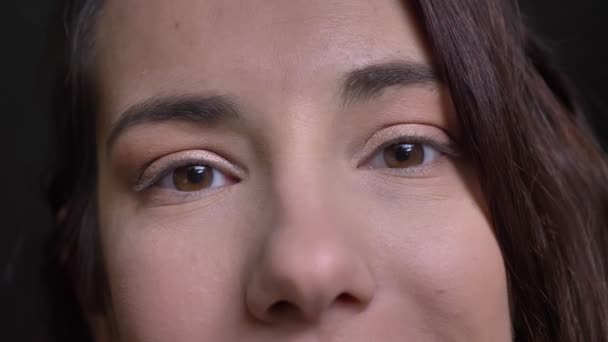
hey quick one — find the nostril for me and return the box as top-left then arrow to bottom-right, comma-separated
268,300 -> 296,316
261,293 -> 367,323
336,292 -> 360,306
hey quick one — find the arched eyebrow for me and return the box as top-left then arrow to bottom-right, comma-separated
105,94 -> 240,155
105,60 -> 439,156
341,59 -> 439,105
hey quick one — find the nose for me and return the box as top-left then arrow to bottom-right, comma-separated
245,211 -> 375,324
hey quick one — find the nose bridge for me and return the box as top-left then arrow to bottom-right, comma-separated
267,113 -> 355,274
268,146 -> 350,297
269,122 -> 336,225
274,164 -> 329,228
244,133 -> 375,323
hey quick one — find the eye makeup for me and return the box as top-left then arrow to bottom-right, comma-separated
357,124 -> 460,162
133,150 -> 244,192
356,123 -> 462,177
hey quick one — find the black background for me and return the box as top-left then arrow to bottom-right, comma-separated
1,1 -> 606,340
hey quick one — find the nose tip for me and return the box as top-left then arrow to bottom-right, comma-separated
245,229 -> 375,324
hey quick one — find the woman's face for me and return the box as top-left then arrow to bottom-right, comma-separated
94,0 -> 512,340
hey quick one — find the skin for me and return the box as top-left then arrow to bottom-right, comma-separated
93,0 -> 512,340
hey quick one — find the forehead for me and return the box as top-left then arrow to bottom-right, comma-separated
95,0 -> 431,123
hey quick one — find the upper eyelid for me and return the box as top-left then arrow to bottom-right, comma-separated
356,136 -> 449,172
131,126 -> 457,190
362,139 -> 454,178
374,135 -> 458,156
355,125 -> 461,167
133,151 -> 243,192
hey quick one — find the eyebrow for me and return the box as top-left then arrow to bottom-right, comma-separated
341,59 -> 439,105
105,60 -> 439,155
105,95 -> 240,154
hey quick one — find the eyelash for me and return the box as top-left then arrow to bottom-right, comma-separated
360,134 -> 460,170
133,134 -> 460,196
376,135 -> 458,157
133,153 -> 240,193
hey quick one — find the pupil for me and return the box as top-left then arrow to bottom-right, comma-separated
394,144 -> 414,161
186,166 -> 207,183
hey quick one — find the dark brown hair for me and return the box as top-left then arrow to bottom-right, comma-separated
414,0 -> 608,340
47,0 -> 608,341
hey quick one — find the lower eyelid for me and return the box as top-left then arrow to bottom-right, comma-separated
138,184 -> 229,207
377,155 -> 448,177
364,147 -> 449,177
137,168 -> 239,204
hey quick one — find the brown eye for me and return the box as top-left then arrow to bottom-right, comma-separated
366,140 -> 442,171
172,165 -> 214,192
383,143 -> 424,168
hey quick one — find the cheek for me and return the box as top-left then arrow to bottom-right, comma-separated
96,160 -> 511,340
359,170 -> 510,339
98,197 -> 254,341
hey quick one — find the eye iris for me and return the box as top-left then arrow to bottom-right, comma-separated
384,143 -> 424,168
173,165 -> 213,191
